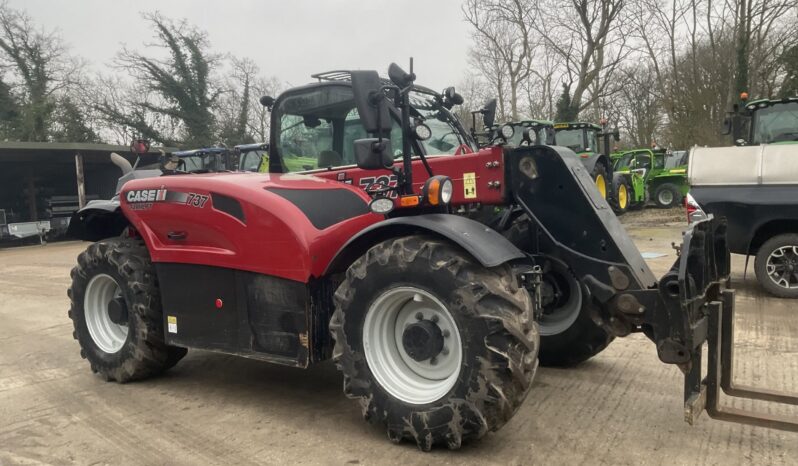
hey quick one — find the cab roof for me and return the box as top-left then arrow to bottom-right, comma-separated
553,122 -> 602,130
744,96 -> 798,111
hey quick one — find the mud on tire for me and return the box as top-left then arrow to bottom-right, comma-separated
68,238 -> 186,382
330,235 -> 538,450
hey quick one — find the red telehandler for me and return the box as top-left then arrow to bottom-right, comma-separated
67,62 -> 797,450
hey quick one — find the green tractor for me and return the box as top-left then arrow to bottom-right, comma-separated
611,148 -> 689,212
725,95 -> 798,145
553,122 -> 619,202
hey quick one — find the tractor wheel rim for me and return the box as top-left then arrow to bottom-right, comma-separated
84,274 -> 128,353
618,184 -> 628,209
766,246 -> 798,289
658,189 -> 674,205
595,175 -> 607,198
539,265 -> 582,336
362,286 -> 463,405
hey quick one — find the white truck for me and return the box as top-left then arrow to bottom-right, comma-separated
688,97 -> 798,298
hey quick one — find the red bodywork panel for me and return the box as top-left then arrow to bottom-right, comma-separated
312,146 -> 508,205
121,173 -> 381,283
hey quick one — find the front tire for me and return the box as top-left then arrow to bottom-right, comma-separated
754,234 -> 798,298
68,238 -> 187,382
612,179 -> 631,214
654,183 -> 680,208
331,236 -> 538,450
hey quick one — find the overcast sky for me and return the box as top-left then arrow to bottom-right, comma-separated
8,0 -> 473,92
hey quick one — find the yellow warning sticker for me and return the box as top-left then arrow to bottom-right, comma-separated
167,315 -> 177,334
463,172 -> 477,199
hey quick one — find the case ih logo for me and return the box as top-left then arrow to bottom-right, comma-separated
126,189 -> 168,203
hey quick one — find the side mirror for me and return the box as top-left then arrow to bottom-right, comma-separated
259,95 -> 275,108
545,127 -> 556,145
351,71 -> 392,135
354,138 -> 393,170
481,99 -> 497,129
721,117 -> 732,135
613,127 -> 620,141
388,63 -> 415,88
442,87 -> 464,109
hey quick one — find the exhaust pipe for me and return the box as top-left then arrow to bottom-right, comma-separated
110,152 -> 133,175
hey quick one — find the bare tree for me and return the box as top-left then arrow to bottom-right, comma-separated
94,13 -> 222,147
534,0 -> 630,119
463,0 -> 537,121
0,0 -> 83,141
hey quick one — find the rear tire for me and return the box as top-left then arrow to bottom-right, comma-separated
68,238 -> 186,382
654,183 -> 680,208
591,164 -> 609,200
331,235 -> 538,450
754,234 -> 798,298
504,216 -> 613,366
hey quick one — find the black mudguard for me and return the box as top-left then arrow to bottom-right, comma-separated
66,199 -> 128,242
325,213 -> 527,274
508,145 -> 655,298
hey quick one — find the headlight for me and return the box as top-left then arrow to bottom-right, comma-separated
523,127 -> 536,144
423,175 -> 453,206
500,124 -> 515,139
440,178 -> 453,203
413,123 -> 432,141
369,197 -> 394,214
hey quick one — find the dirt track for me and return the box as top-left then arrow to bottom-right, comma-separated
1,210 -> 796,465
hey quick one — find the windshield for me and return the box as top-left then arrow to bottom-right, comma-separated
614,153 -> 634,170
663,152 -> 686,169
410,91 -> 467,155
556,128 -> 586,152
177,152 -> 226,172
614,152 -> 651,171
273,85 -> 470,173
239,150 -> 268,172
752,102 -> 798,144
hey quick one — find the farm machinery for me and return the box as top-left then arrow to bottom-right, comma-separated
688,94 -> 798,298
724,95 -> 798,145
611,148 -> 689,212
553,121 -> 619,201
66,63 -> 796,450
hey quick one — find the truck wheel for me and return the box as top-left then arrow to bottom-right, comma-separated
613,179 -> 631,214
504,216 -> 613,366
654,183 -> 679,208
591,164 -> 609,199
68,238 -> 187,382
331,235 -> 538,450
754,234 -> 798,298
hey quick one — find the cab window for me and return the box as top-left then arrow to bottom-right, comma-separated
275,85 -> 403,172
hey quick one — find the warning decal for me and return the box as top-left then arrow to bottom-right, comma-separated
167,315 -> 177,334
463,172 -> 477,199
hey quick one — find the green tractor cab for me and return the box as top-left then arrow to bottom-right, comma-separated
553,122 -> 619,202
611,148 -> 689,211
725,96 -> 798,145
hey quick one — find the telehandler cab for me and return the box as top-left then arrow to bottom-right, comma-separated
67,63 -> 797,451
